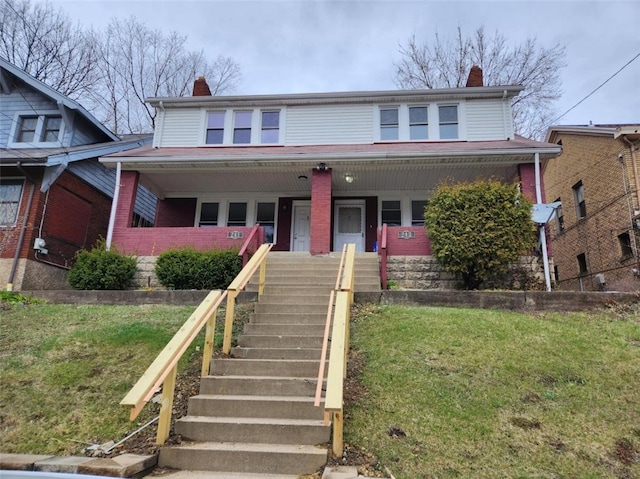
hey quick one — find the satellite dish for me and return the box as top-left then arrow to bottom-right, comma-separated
531,201 -> 562,225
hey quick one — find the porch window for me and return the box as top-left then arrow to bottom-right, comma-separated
0,178 -> 24,225
411,200 -> 428,226
380,108 -> 399,141
381,200 -> 401,226
227,202 -> 247,226
261,111 -> 280,144
618,232 -> 633,258
233,111 -> 252,144
199,202 -> 219,226
256,202 -> 275,243
409,106 -> 428,140
206,112 -> 225,144
438,105 -> 458,139
573,181 -> 586,219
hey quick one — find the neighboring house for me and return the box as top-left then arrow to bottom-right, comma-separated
0,58 -> 155,291
101,69 -> 562,287
543,124 -> 640,291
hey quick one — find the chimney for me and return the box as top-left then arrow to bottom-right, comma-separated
192,76 -> 212,96
466,65 -> 483,87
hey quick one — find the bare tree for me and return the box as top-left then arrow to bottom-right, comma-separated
0,0 -> 99,99
395,27 -> 566,139
88,16 -> 242,134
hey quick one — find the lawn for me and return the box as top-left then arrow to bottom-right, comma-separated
347,304 -> 640,479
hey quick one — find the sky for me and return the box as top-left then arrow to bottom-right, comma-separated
47,0 -> 640,128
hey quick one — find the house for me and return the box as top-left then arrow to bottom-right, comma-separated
0,58 -> 155,291
543,124 -> 640,291
100,69 -> 562,289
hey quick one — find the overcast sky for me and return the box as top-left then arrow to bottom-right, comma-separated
48,0 -> 640,128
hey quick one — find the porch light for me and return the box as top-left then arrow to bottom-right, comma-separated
344,173 -> 354,183
316,162 -> 328,171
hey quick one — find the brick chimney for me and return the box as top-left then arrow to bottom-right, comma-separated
192,76 -> 212,96
466,65 -> 483,87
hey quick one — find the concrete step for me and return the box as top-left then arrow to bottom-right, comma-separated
210,358 -> 323,377
175,416 -> 329,445
231,347 -> 322,360
199,376 -> 320,396
147,470 -> 300,479
186,394 -> 324,420
254,303 -> 328,314
258,295 -> 330,305
250,312 -> 328,324
158,442 -> 327,475
243,323 -> 325,336
261,285 -> 334,296
236,335 -> 323,349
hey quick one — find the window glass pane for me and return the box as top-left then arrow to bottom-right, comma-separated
409,107 -> 428,123
262,111 -> 279,128
235,111 -> 252,128
207,112 -> 225,128
439,106 -> 458,122
17,116 -> 37,142
410,125 -> 428,140
381,127 -> 398,141
382,200 -> 402,226
257,202 -> 275,243
206,112 -> 225,144
233,129 -> 251,144
0,179 -> 24,225
338,207 -> 362,234
411,200 -> 428,225
42,116 -> 61,142
199,202 -> 219,226
228,202 -> 247,226
380,109 -> 398,125
261,129 -> 279,143
619,232 -> 633,257
439,123 -> 458,139
206,130 -> 224,144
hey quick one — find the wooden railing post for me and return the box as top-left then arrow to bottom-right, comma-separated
156,364 -> 177,444
380,223 -> 388,290
201,302 -> 220,377
223,289 -> 236,354
332,410 -> 344,457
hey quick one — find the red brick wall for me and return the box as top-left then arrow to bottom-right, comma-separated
115,170 -> 139,231
518,163 -> 544,203
310,169 -> 332,254
156,198 -> 197,227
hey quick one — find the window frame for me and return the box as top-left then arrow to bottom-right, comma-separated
409,106 -> 429,140
379,107 -> 399,141
576,252 -> 588,275
381,199 -> 402,226
205,111 -> 226,145
0,178 -> 25,226
260,111 -> 280,144
232,111 -> 252,144
227,202 -> 248,227
438,104 -> 459,140
256,201 -> 277,244
411,199 -> 428,226
618,231 -> 633,258
9,111 -> 65,148
554,198 -> 564,234
198,202 -> 220,227
573,181 -> 586,220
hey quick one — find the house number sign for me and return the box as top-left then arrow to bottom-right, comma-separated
397,231 -> 415,239
227,231 -> 244,239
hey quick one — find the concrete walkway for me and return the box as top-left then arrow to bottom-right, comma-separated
0,453 -> 156,477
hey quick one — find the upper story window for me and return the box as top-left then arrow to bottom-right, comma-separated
0,178 -> 24,225
409,107 -> 428,140
438,105 -> 458,139
233,111 -> 252,144
380,108 -> 399,141
411,200 -> 428,226
206,112 -> 225,144
573,181 -> 586,219
12,113 -> 63,146
261,111 -> 280,143
554,198 -> 564,234
576,252 -> 588,275
618,232 -> 633,258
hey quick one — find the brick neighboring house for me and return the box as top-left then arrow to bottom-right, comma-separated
0,58 -> 155,290
543,124 -> 640,291
100,69 -> 562,289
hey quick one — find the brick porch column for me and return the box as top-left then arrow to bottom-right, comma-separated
114,170 -> 140,231
310,168 -> 332,254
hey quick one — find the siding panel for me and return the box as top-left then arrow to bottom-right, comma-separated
466,99 -> 509,141
285,104 -> 374,145
159,109 -> 202,146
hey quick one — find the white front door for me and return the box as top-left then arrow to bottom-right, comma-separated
334,200 -> 365,252
292,202 -> 311,251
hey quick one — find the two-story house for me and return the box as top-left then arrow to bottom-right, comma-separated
544,124 -> 640,291
101,69 -> 562,288
0,58 -> 155,291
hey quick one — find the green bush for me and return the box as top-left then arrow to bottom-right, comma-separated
67,239 -> 137,290
155,248 -> 242,290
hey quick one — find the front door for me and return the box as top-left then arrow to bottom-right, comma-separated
292,202 -> 311,251
334,200 -> 365,252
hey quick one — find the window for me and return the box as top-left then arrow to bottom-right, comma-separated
409,106 -> 428,140
0,178 -> 24,225
381,200 -> 401,226
380,108 -> 399,141
13,114 -> 63,145
233,111 -> 252,144
227,202 -> 247,226
553,265 -> 559,282
256,202 -> 276,243
555,198 -> 564,234
411,200 -> 428,226
206,112 -> 225,144
573,181 -> 586,219
618,232 -> 633,258
439,105 -> 458,139
577,253 -> 588,274
199,202 -> 219,226
131,212 -> 153,228
261,111 -> 280,143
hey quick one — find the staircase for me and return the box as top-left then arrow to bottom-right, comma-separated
157,252 -> 380,477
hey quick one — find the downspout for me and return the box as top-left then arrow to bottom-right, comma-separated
6,163 -> 36,291
534,152 -> 552,291
105,161 -> 122,251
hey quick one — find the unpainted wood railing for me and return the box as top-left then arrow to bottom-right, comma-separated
316,243 -> 356,456
120,243 -> 273,444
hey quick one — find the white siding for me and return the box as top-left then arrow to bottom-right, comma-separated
465,99 -> 511,141
158,108 -> 202,146
285,104 -> 374,145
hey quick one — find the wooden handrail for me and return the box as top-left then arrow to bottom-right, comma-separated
238,223 -> 261,267
223,243 -> 273,353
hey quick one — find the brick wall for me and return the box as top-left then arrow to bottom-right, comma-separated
544,133 -> 640,291
156,198 -> 196,227
310,169 -> 332,254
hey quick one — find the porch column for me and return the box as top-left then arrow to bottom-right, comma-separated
310,168 -> 332,254
114,170 -> 140,231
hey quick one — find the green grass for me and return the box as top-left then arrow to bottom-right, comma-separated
348,304 -> 640,479
0,302 -> 243,455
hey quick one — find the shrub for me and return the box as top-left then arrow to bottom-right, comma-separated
424,179 -> 537,290
155,248 -> 242,290
67,239 -> 137,290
